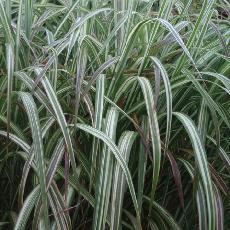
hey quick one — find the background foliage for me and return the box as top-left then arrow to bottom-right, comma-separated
0,0 -> 230,229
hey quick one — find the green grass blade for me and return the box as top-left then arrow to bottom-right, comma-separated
90,74 -> 105,184
174,112 -> 216,230
54,0 -> 80,37
75,123 -> 141,228
144,196 -> 181,230
6,43 -> 14,142
138,77 -> 161,211
93,107 -> 119,230
15,0 -> 23,70
20,92 -> 49,228
24,0 -> 33,39
14,186 -> 40,230
137,116 -> 149,213
0,1 -> 13,42
150,56 -> 172,151
174,0 -> 216,74
41,75 -> 78,177
111,131 -> 137,230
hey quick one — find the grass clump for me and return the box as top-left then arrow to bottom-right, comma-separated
0,0 -> 230,229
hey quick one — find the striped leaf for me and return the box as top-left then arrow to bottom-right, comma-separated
137,116 -> 149,212
75,123 -> 141,228
93,107 -> 119,230
150,56 -> 172,151
20,92 -> 49,228
14,187 -> 40,230
111,131 -> 137,230
138,77 -> 161,210
41,75 -> 78,178
90,74 -> 105,184
174,112 -> 216,230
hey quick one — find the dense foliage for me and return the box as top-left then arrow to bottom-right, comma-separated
0,0 -> 230,229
